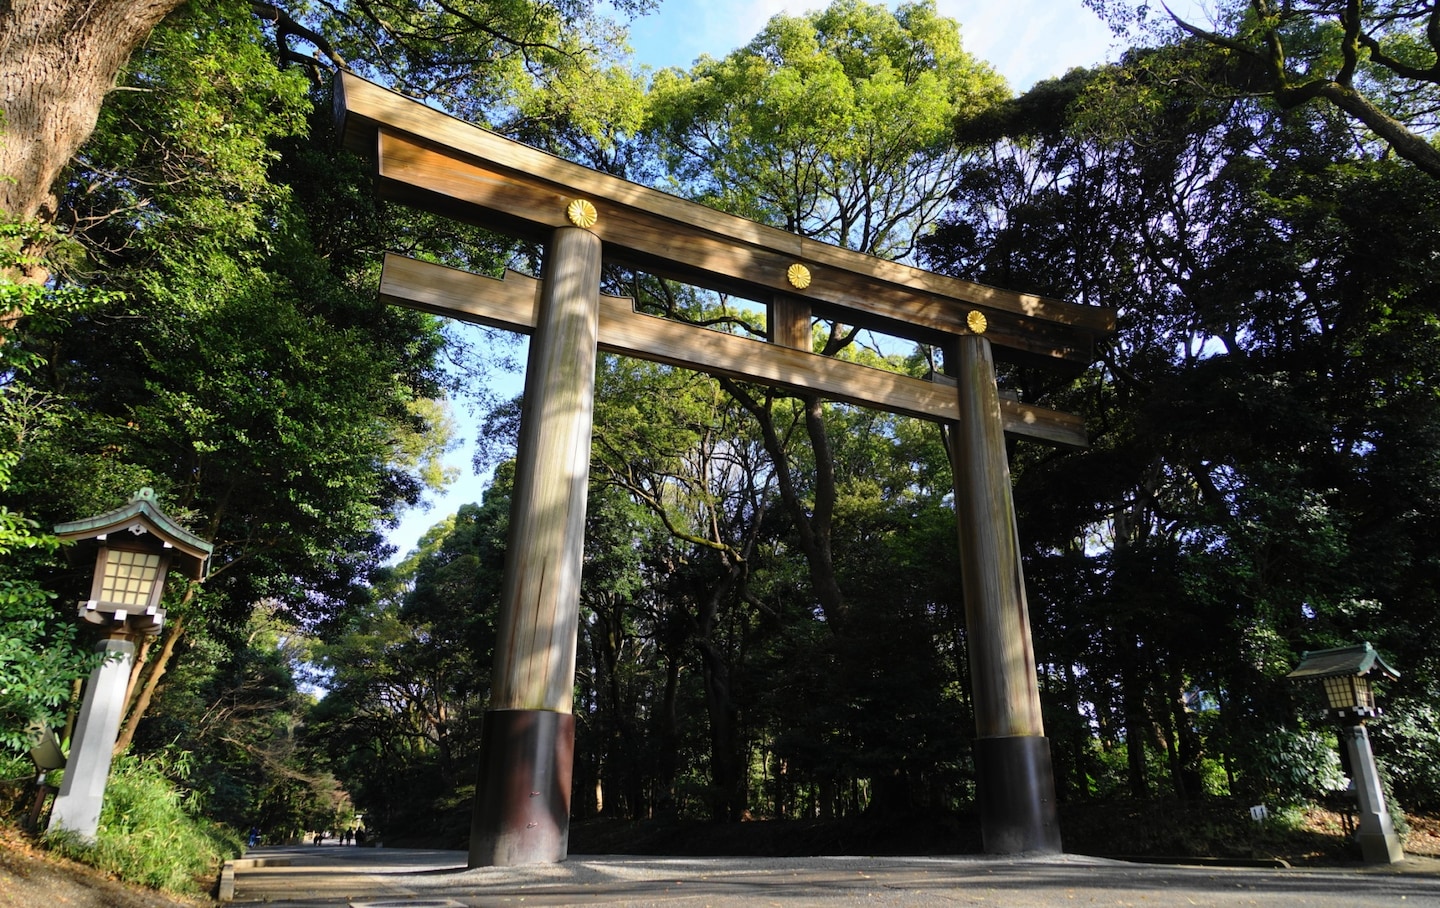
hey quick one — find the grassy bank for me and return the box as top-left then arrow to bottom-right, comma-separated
2,751 -> 240,898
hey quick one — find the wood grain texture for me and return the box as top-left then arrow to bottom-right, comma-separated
770,293 -> 812,351
336,72 -> 1114,369
488,228 -> 600,713
951,336 -> 1045,739
380,255 -> 1089,449
372,129 -> 1094,366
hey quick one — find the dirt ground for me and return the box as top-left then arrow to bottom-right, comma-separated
1377,810 -> 1440,857
565,803 -> 1440,866
0,827 -> 202,908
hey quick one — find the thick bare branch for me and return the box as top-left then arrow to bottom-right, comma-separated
1336,0 -> 1361,86
251,1 -> 347,83
1297,79 -> 1440,177
1356,31 -> 1440,82
1165,0 -> 1440,179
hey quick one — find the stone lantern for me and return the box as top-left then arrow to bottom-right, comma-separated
46,488 -> 211,841
1287,643 -> 1403,864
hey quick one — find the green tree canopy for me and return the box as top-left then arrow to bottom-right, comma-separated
925,49 -> 1440,805
645,0 -> 1006,258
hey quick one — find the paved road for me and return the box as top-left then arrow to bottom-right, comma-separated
226,845 -> 1440,907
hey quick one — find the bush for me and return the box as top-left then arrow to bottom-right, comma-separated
0,750 -> 36,820
1229,724 -> 1345,805
1370,695 -> 1440,813
45,750 -> 241,896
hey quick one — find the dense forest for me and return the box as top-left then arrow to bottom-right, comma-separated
3,0 -> 1439,885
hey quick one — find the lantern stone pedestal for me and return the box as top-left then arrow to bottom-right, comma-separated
1341,723 -> 1404,864
48,636 -> 138,840
1287,643 -> 1403,865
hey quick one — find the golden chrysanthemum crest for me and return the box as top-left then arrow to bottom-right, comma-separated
566,198 -> 598,229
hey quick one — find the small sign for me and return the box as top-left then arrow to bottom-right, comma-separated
1250,804 -> 1269,822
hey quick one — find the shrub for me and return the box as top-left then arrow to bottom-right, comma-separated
1370,695 -> 1440,813
46,750 -> 241,896
0,750 -> 36,819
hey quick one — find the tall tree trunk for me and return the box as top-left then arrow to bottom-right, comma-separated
582,594 -> 630,817
1161,707 -> 1183,801
723,382 -> 847,628
1170,670 -> 1201,801
695,633 -> 740,820
601,602 -> 646,819
0,0 -> 186,227
679,549 -> 749,821
867,770 -> 914,817
122,636 -> 153,711
113,609 -> 186,754
1120,638 -> 1149,799
653,649 -> 682,819
818,777 -> 835,819
1063,661 -> 1089,800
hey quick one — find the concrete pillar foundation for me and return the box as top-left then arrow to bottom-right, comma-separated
1341,723 -> 1403,864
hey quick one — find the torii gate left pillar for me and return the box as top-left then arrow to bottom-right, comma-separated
469,226 -> 600,866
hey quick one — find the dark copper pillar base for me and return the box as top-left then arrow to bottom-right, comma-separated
468,709 -> 575,867
975,735 -> 1062,854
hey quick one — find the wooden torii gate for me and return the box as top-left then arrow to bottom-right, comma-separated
335,72 -> 1115,867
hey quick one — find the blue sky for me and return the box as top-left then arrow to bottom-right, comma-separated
625,0 -> 1121,91
384,0 -> 1133,562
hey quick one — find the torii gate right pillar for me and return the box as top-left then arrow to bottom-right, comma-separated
951,334 -> 1061,854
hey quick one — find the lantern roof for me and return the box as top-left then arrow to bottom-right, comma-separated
53,488 -> 212,580
1287,643 -> 1399,683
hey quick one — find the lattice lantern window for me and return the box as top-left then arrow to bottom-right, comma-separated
54,489 -> 211,638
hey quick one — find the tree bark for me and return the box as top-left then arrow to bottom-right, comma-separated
0,0 -> 186,227
695,632 -> 742,821
1120,641 -> 1149,799
113,611 -> 186,755
687,562 -> 747,822
653,649 -> 681,818
122,636 -> 152,712
723,382 -> 848,629
1290,80 -> 1440,180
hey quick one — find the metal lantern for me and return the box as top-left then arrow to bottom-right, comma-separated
1287,643 -> 1398,721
